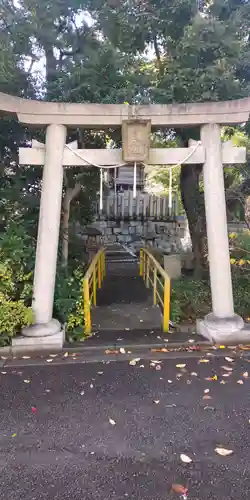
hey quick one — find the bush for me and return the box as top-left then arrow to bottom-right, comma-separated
0,222 -> 35,303
171,274 -> 250,324
0,224 -> 35,343
54,265 -> 87,342
0,295 -> 33,345
0,223 -> 89,343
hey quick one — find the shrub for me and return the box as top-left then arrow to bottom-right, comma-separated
0,224 -> 35,343
171,274 -> 250,323
54,265 -> 87,342
0,295 -> 33,345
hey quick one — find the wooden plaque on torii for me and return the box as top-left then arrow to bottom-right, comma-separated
122,119 -> 151,163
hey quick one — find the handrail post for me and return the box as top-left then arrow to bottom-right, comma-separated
146,254 -> 149,288
98,257 -> 101,288
83,278 -> 91,334
139,249 -> 143,276
163,278 -> 170,332
143,251 -> 146,281
153,267 -> 157,305
93,266 -> 97,306
102,251 -> 106,279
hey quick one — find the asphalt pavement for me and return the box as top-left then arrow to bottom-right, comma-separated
1,354 -> 250,499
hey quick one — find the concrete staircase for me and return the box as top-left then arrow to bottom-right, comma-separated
105,243 -> 138,264
85,245 -> 163,347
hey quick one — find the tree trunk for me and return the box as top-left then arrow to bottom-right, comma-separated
245,195 -> 250,228
61,177 -> 82,268
180,163 -> 206,278
62,194 -> 71,268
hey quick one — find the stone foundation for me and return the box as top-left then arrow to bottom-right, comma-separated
79,217 -> 188,255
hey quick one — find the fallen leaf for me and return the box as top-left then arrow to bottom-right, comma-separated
155,365 -> 161,371
50,354 -> 58,358
171,484 -> 188,495
237,379 -> 244,384
119,348 -> 126,354
221,366 -> 233,372
11,433 -> 17,438
151,348 -> 168,353
168,380 -> 172,383
198,359 -> 210,364
104,349 -> 119,355
219,345 -> 225,349
129,358 -> 140,366
23,379 -> 30,384
204,389 -> 210,394
243,371 -> 248,378
90,383 -> 94,388
63,352 -> 69,358
46,359 -> 53,363
22,356 -> 30,359
215,447 -> 233,456
222,373 -> 231,377
191,372 -> 198,377
220,380 -> 226,384
176,364 -> 186,369
225,357 -> 234,363
80,390 -> 85,395
180,453 -> 192,463
109,418 -> 116,426
154,400 -> 160,404
31,406 -> 37,413
97,371 -> 103,375
205,375 -> 218,381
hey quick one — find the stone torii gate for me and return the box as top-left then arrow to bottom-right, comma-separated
1,92 -> 250,348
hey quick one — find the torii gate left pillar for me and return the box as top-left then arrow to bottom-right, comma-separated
21,124 -> 66,343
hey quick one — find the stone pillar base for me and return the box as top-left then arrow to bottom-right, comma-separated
11,319 -> 64,353
22,319 -> 61,337
197,313 -> 250,344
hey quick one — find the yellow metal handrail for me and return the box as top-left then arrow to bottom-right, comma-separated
83,248 -> 106,334
140,248 -> 170,332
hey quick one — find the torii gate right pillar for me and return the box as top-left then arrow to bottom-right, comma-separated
198,123 -> 245,343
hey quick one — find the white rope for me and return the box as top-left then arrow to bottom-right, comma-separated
65,140 -> 201,217
133,162 -> 137,198
65,140 -> 202,171
65,143 -> 127,169
100,167 -> 103,211
168,168 -> 173,215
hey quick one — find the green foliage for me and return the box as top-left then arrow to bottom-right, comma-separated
229,231 -> 250,270
0,223 -> 35,302
0,223 -> 35,342
171,273 -> 250,323
0,296 -> 33,345
171,278 -> 211,322
53,265 -> 87,342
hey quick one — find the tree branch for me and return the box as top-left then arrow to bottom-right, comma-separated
153,34 -> 163,75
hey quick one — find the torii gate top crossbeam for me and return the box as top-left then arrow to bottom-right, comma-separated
0,92 -> 250,127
